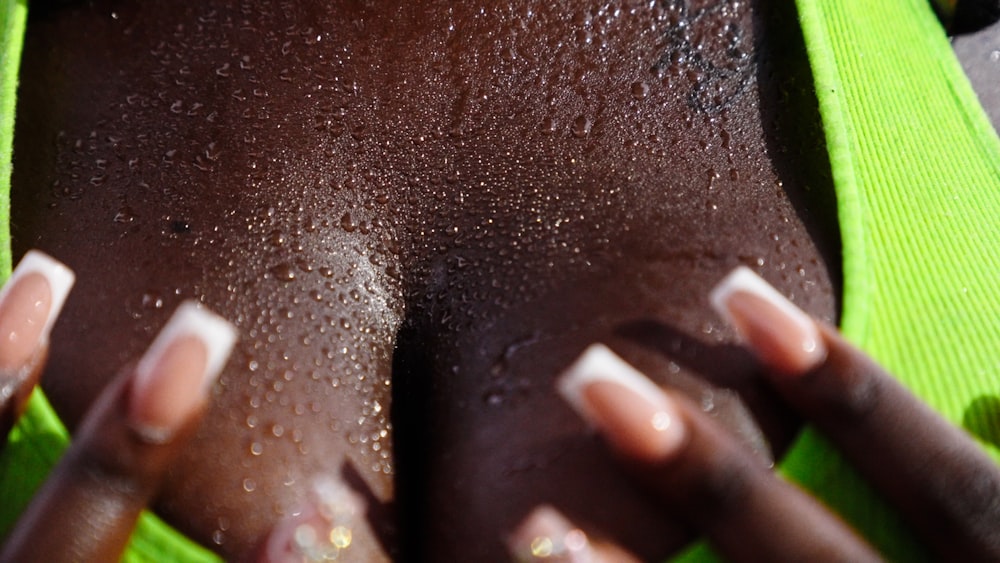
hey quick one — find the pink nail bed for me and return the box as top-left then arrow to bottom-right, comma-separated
128,301 -> 237,442
0,251 -> 75,372
557,344 -> 686,462
710,266 -> 826,375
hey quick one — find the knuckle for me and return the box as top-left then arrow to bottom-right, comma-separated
688,453 -> 760,517
806,348 -> 885,423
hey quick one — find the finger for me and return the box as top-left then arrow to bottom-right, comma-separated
254,475 -> 366,563
0,301 -> 236,563
711,266 -> 1000,560
557,345 -> 882,562
506,505 -> 642,563
0,251 -> 75,444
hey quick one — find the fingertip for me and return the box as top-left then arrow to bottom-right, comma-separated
507,505 -> 600,563
262,476 -> 366,563
710,266 -> 826,376
0,250 -> 75,372
127,301 -> 237,443
556,344 -> 687,462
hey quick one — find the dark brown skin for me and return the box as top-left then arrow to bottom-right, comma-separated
11,0 -> 840,559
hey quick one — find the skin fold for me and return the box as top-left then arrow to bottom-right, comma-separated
11,0 -> 841,559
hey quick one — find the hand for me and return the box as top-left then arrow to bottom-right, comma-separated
509,267 -> 1000,561
0,251 -> 237,562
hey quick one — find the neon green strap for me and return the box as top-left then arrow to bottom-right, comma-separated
781,0 -> 1000,560
0,0 -> 21,283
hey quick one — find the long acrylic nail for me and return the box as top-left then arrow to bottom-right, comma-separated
0,251 -> 75,372
508,505 -> 600,563
127,301 -> 236,442
557,344 -> 686,462
264,476 -> 365,563
710,266 -> 827,375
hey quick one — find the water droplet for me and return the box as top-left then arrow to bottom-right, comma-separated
571,116 -> 592,138
631,81 -> 649,99
483,389 -> 504,406
268,230 -> 286,247
243,478 -> 257,492
114,206 -> 136,224
340,213 -> 358,233
539,117 -> 556,135
701,391 -> 715,413
141,292 -> 164,309
270,263 -> 296,282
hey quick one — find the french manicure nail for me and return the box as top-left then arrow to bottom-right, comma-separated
557,344 -> 686,462
710,266 -> 826,375
264,476 -> 365,563
508,505 -> 599,563
128,301 -> 236,442
0,251 -> 75,372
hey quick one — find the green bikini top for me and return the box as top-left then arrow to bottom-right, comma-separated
3,0 -> 1000,560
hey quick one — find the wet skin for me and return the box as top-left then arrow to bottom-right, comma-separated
12,0 -> 840,559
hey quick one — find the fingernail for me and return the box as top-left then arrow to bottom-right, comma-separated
557,344 -> 686,462
128,301 -> 237,442
0,251 -> 75,372
508,505 -> 599,563
264,476 -> 365,563
710,266 -> 826,375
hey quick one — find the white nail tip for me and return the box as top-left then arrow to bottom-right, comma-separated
557,344 -> 667,425
3,251 -> 76,340
710,266 -> 815,333
135,301 -> 237,395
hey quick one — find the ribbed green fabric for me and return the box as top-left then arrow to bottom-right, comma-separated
0,0 -> 20,283
780,0 -> 1000,560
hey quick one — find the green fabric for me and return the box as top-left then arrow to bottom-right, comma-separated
0,0 -> 20,282
780,0 -> 1000,560
0,0 -> 29,536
